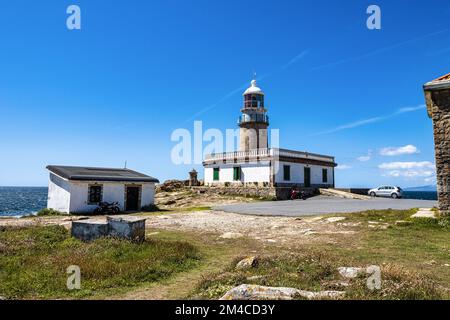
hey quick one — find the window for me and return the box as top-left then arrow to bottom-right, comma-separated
233,167 -> 241,181
283,165 -> 291,181
322,169 -> 328,183
213,168 -> 220,181
88,185 -> 103,204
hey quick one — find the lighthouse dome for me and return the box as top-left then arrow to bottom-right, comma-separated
243,79 -> 264,95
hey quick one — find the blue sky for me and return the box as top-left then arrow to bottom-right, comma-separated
0,0 -> 449,187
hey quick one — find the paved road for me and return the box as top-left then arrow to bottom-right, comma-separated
214,196 -> 437,217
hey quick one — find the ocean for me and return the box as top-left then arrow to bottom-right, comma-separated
0,187 -> 439,217
402,191 -> 438,201
0,187 -> 48,217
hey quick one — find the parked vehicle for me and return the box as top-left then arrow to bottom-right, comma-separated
368,186 -> 403,199
94,201 -> 120,214
290,187 -> 307,200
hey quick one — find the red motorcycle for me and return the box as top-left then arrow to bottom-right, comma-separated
290,187 -> 307,200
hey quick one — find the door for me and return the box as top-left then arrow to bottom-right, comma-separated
304,167 -> 311,188
378,186 -> 388,197
126,186 -> 140,211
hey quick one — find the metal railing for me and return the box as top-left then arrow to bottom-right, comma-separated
204,148 -> 335,162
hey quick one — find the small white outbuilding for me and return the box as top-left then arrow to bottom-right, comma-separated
46,165 -> 159,214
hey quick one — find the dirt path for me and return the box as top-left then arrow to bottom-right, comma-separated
148,210 -> 359,246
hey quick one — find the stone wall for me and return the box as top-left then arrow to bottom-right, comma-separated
191,186 -> 319,200
425,88 -> 450,215
192,186 -> 277,200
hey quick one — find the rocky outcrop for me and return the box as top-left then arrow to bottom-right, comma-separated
220,284 -> 345,300
157,180 -> 187,192
337,267 -> 365,279
236,256 -> 258,270
219,232 -> 243,239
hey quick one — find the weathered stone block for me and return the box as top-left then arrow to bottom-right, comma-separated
107,216 -> 146,243
71,216 -> 146,242
71,220 -> 108,241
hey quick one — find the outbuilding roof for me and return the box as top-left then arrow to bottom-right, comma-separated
47,165 -> 159,183
423,72 -> 450,90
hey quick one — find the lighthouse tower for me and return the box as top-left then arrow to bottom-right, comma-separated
238,79 -> 269,151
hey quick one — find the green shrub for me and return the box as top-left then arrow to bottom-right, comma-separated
36,208 -> 65,217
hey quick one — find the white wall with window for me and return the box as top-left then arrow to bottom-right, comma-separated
47,172 -> 156,213
273,161 -> 334,186
204,162 -> 271,185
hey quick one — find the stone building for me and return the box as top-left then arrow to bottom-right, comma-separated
203,79 -> 337,191
424,72 -> 450,215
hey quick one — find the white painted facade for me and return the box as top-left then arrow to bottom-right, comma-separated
204,162 -> 272,185
273,161 -> 334,186
47,172 -> 156,214
204,160 -> 334,187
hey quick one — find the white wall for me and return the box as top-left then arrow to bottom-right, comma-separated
48,177 -> 155,213
68,181 -> 125,213
47,173 -> 71,213
204,162 -> 271,184
274,161 -> 334,186
203,161 -> 334,186
69,181 -> 156,213
141,183 -> 155,207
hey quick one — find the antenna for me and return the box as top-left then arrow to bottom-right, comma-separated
124,160 -> 127,169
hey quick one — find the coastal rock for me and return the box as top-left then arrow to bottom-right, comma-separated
220,284 -> 345,300
246,275 -> 265,281
326,217 -> 346,223
337,267 -> 365,279
219,232 -> 243,239
236,256 -> 258,270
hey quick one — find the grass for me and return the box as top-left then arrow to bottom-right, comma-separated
190,209 -> 450,300
335,210 -> 450,287
1,208 -> 449,300
0,225 -> 201,299
192,253 -> 447,300
36,208 -> 65,217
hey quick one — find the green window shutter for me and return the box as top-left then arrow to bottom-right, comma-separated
283,165 -> 290,181
233,167 -> 241,181
322,169 -> 328,183
213,168 -> 220,181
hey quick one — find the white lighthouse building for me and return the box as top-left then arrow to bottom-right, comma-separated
203,79 -> 337,192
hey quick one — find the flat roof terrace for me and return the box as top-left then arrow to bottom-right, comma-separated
203,148 -> 336,167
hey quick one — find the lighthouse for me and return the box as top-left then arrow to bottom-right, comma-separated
238,79 -> 269,151
203,77 -> 336,195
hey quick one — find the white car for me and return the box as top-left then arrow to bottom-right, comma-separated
368,186 -> 403,199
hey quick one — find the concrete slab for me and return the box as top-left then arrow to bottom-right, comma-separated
411,209 -> 437,219
214,196 -> 438,217
71,216 -> 147,242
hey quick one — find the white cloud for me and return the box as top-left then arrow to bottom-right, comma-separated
378,161 -> 434,170
336,164 -> 352,170
384,170 -> 434,178
379,161 -> 436,180
358,156 -> 371,162
357,156 -> 371,162
312,105 -> 426,136
380,145 -> 420,156
424,177 -> 436,183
